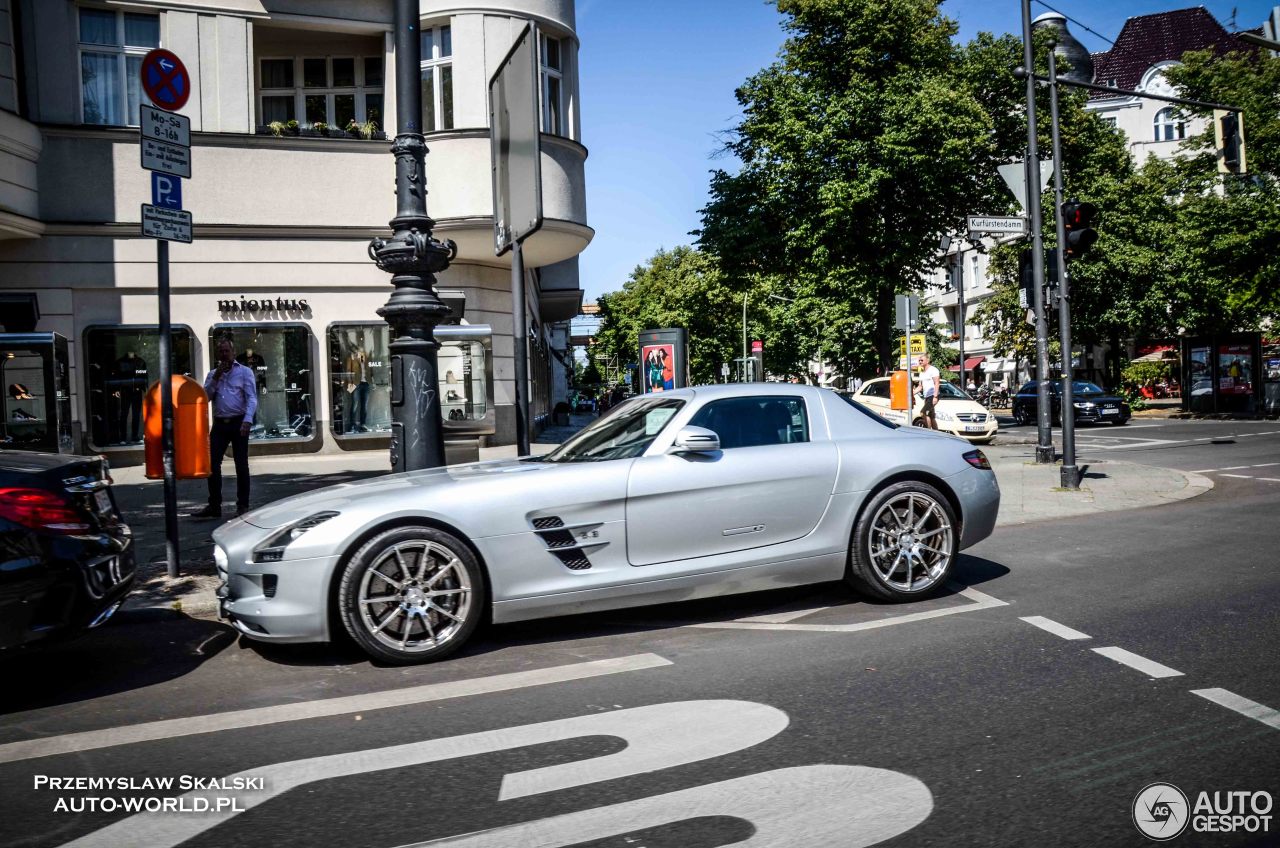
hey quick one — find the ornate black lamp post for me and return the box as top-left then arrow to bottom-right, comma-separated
369,0 -> 457,472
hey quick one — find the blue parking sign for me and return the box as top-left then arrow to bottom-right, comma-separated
151,172 -> 183,210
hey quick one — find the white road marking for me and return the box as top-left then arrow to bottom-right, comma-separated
1258,478 -> 1280,483
737,606 -> 835,624
1220,474 -> 1254,479
1253,463 -> 1280,468
689,584 -> 1006,632
1092,647 -> 1183,679
1192,689 -> 1280,731
1190,469 -> 1217,473
1020,616 -> 1091,640
1221,465 -> 1253,470
59,700 -> 792,848
1071,437 -> 1191,450
0,653 -> 673,765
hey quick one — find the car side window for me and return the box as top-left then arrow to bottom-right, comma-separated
688,396 -> 809,450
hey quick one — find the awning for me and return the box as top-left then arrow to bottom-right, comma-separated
1130,349 -> 1178,363
948,356 -> 986,372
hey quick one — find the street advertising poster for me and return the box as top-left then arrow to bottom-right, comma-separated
641,343 -> 675,393
1218,344 -> 1253,394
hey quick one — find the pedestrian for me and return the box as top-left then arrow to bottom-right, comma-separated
852,375 -> 864,393
966,376 -> 977,394
193,337 -> 257,519
917,353 -> 940,430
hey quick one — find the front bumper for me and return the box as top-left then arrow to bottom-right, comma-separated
215,533 -> 340,644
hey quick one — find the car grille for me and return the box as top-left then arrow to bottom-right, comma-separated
955,412 -> 988,423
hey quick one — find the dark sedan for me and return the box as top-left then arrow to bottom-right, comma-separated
1011,380 -> 1131,426
0,450 -> 134,651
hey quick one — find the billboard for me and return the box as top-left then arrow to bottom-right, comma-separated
638,328 -> 688,393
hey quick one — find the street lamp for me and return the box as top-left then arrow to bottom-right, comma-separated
369,0 -> 457,472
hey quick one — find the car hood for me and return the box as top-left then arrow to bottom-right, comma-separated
238,456 -> 556,529
1073,393 -> 1126,404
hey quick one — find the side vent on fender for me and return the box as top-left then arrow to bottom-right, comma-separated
528,515 -> 608,571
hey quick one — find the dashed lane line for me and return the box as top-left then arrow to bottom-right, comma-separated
1020,616 -> 1091,641
1192,689 -> 1280,732
1092,647 -> 1184,679
0,653 -> 674,765
1221,465 -> 1254,470
1220,474 -> 1255,479
1259,478 -> 1280,483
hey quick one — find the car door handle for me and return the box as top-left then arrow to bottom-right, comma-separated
722,525 -> 765,537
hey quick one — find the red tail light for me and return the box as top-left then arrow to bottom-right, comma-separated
0,488 -> 93,534
963,450 -> 992,470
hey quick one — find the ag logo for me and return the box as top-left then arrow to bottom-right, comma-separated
1134,782 -> 1190,841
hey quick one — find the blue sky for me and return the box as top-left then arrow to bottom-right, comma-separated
574,0 -> 1278,302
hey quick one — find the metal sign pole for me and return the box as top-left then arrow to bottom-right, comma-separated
157,240 -> 180,577
1048,47 -> 1079,489
1021,0 -> 1055,464
511,238 -> 530,456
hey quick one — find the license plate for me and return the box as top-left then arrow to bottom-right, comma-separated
1100,408 -> 1117,415
94,489 -> 112,513
964,425 -> 986,432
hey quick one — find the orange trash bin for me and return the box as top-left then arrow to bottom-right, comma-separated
890,370 -> 911,411
145,376 -> 211,480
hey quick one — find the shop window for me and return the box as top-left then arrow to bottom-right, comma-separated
84,326 -> 195,449
209,325 -> 314,441
439,338 -> 490,426
1,334 -> 73,454
328,324 -> 393,437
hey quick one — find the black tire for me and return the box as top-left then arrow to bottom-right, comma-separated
1012,405 -> 1028,426
338,525 -> 487,664
846,481 -> 959,602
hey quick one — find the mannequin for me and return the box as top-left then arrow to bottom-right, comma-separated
345,331 -> 371,432
112,350 -> 147,442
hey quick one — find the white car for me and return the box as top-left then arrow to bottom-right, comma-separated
849,378 -> 998,444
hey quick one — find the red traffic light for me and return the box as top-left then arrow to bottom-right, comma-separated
1061,200 -> 1098,259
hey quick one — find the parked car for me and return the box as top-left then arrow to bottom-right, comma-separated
1011,380 -> 1131,426
0,451 -> 134,651
848,378 -> 998,444
214,384 -> 1001,664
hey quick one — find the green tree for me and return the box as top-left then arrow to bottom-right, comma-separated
593,247 -> 739,385
697,0 -> 1026,376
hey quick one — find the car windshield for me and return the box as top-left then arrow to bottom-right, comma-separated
938,382 -> 971,400
1071,381 -> 1106,394
540,396 -> 685,462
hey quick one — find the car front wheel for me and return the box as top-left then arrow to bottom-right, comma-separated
338,525 -> 486,664
846,481 -> 958,602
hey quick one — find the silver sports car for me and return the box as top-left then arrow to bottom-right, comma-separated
214,384 -> 1000,663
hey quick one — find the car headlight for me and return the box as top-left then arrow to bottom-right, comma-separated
252,512 -> 339,563
1073,402 -> 1095,409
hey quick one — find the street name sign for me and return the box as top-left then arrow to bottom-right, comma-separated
141,204 -> 192,243
967,215 -> 1027,235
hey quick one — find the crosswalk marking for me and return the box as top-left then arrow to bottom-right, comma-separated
0,654 -> 673,764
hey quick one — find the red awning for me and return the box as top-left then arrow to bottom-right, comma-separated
949,356 -> 986,372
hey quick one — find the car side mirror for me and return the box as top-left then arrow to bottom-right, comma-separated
671,425 -> 720,453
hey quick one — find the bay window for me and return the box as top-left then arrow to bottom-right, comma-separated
420,25 -> 453,131
79,7 -> 159,126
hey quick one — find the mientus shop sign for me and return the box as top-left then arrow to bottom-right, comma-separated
216,296 -> 311,314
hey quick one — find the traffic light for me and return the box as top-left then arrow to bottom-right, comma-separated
1061,200 -> 1098,260
1214,109 -> 1247,174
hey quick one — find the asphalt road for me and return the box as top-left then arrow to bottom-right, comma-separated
2,420 -> 1277,847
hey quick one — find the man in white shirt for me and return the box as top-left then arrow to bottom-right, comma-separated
918,353 -> 940,430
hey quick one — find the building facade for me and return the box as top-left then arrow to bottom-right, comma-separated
0,0 -> 589,460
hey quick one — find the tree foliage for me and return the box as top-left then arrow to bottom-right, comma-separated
696,0 -> 1026,375
592,246 -> 739,385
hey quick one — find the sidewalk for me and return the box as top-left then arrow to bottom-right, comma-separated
115,415 -> 1210,618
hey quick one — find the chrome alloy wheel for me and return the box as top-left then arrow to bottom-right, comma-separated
357,541 -> 473,654
866,492 -> 953,593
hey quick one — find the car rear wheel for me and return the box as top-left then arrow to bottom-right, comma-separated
1012,406 -> 1029,426
338,526 -> 486,664
846,481 -> 958,602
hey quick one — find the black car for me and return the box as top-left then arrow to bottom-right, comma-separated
1011,380 -> 1131,426
0,450 -> 134,651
